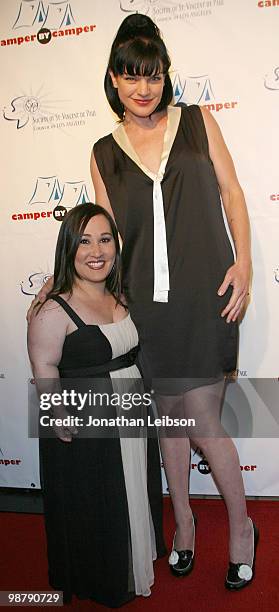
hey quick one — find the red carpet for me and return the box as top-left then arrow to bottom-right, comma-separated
0,498 -> 278,612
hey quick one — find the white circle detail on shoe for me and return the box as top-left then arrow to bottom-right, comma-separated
238,564 -> 253,580
168,550 -> 179,565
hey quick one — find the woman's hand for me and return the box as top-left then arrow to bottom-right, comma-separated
50,406 -> 78,443
27,276 -> 54,323
218,260 -> 251,323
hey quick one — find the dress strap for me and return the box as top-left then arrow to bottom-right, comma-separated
51,296 -> 86,328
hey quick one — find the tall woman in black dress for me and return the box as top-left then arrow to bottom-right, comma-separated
91,14 -> 258,590
28,204 -> 160,605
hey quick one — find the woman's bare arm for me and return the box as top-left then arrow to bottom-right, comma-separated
26,277 -> 54,323
28,301 -> 77,441
90,150 -> 115,218
91,150 -> 122,248
200,106 -> 251,323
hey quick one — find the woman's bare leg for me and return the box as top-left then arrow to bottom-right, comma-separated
156,393 -> 193,550
159,437 -> 193,550
157,380 -> 253,563
184,380 -> 253,564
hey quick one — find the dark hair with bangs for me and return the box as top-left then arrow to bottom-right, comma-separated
45,203 -> 122,304
104,14 -> 173,120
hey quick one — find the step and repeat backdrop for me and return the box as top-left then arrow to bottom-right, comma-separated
0,0 -> 278,494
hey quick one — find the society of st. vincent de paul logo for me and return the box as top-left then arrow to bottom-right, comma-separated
119,0 -> 225,19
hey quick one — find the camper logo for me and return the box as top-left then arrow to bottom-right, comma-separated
12,176 -> 91,223
1,1 -> 96,48
192,448 -> 212,475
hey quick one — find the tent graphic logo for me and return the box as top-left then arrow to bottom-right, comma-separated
13,0 -> 75,30
28,175 -> 91,221
173,73 -> 215,105
29,176 -> 90,209
21,272 -> 52,296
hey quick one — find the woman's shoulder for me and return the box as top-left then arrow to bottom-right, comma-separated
175,103 -> 209,155
34,296 -> 69,323
93,131 -> 114,152
28,297 -> 69,345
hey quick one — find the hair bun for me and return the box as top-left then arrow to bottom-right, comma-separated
115,13 -> 160,42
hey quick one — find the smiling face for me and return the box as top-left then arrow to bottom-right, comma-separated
110,69 -> 165,119
74,214 -> 116,285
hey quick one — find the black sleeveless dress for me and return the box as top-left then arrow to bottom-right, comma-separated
40,296 -> 165,606
93,105 -> 238,393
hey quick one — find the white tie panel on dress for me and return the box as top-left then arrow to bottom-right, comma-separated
112,106 -> 182,303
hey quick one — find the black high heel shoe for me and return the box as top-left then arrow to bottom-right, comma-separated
225,518 -> 259,590
168,515 -> 196,577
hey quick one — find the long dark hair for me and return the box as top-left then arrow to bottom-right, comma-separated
105,13 -> 173,120
47,203 -> 122,303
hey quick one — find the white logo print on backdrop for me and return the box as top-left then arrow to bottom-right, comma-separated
13,0 -> 75,30
119,0 -> 225,21
11,176 -> 91,223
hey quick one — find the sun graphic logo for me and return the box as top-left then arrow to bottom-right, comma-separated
274,268 -> 279,284
2,89 -> 64,129
21,272 -> 53,296
120,0 -> 163,14
13,0 -> 75,30
3,94 -> 42,129
264,66 -> 279,90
